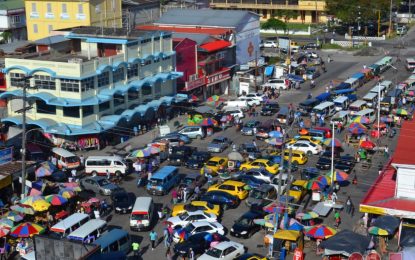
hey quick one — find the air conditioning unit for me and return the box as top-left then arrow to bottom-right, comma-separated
68,58 -> 83,64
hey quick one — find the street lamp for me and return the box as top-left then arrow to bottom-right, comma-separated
330,122 -> 335,187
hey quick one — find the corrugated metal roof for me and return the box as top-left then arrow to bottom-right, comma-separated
35,35 -> 70,45
199,40 -> 231,52
137,25 -> 230,35
172,33 -> 214,45
392,119 -> 415,165
155,9 -> 257,28
0,0 -> 24,11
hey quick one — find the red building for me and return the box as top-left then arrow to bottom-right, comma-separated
137,25 -> 235,100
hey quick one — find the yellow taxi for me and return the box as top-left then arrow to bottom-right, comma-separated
283,149 -> 308,165
240,159 -> 279,174
200,156 -> 228,176
287,136 -> 322,146
171,201 -> 221,217
238,253 -> 268,260
285,180 -> 308,203
208,180 -> 249,200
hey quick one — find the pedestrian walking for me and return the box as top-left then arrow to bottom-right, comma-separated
252,140 -> 257,148
106,169 -> 110,180
346,196 -> 352,215
79,154 -> 84,166
166,247 -> 173,260
172,189 -> 178,204
334,211 -> 341,228
331,191 -> 338,203
132,241 -> 140,256
149,230 -> 158,250
384,145 -> 389,158
189,248 -> 195,260
163,228 -> 171,248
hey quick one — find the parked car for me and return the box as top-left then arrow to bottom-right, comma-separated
246,184 -> 277,207
198,241 -> 245,260
230,211 -> 266,238
111,191 -> 135,214
286,140 -> 323,155
172,201 -> 221,217
200,157 -> 228,176
285,180 -> 308,203
174,232 -> 229,257
238,97 -> 261,107
185,151 -> 211,169
173,221 -> 225,243
260,102 -> 280,116
245,93 -> 266,102
208,180 -> 249,200
235,175 -> 268,190
177,126 -> 206,139
241,120 -> 261,136
238,143 -> 261,160
167,210 -> 217,229
261,78 -> 287,90
80,176 -> 123,196
233,169 -> 273,183
180,173 -> 206,192
152,133 -> 190,146
263,41 -> 277,48
168,146 -> 197,166
287,74 -> 305,84
305,67 -> 321,80
315,155 -> 355,173
270,173 -> 294,194
207,137 -> 232,153
200,191 -> 240,210
240,159 -> 279,174
301,42 -> 321,50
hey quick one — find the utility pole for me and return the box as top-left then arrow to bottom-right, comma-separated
254,50 -> 258,92
388,0 -> 393,37
410,0 -> 412,22
378,10 -> 381,37
284,148 -> 293,229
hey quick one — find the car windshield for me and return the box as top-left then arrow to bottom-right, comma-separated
250,190 -> 265,199
131,213 -> 149,220
237,217 -> 251,226
190,155 -> 202,160
206,248 -> 223,258
206,202 -> 214,209
206,161 -> 218,166
97,179 -> 110,186
66,156 -> 79,163
173,149 -> 186,155
113,194 -> 128,202
183,177 -> 194,184
291,185 -> 303,191
211,139 -> 223,144
245,147 -> 257,153
179,212 -> 189,220
183,223 -> 196,233
149,179 -> 163,186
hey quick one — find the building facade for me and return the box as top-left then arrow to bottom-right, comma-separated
25,0 -> 123,41
209,0 -> 327,23
0,27 -> 182,144
0,0 -> 27,42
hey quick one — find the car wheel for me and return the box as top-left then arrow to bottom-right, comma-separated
196,135 -> 202,140
91,171 -> 97,177
223,204 -> 229,210
307,151 -> 312,156
292,161 -> 299,167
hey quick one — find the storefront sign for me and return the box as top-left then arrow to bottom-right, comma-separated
359,205 -> 386,215
0,147 -> 13,166
206,69 -> 230,86
185,77 -> 205,91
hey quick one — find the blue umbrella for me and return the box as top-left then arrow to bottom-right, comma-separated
35,161 -> 57,177
268,131 -> 283,138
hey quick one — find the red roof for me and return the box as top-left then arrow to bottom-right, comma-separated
199,40 -> 231,52
361,117 -> 415,214
136,25 -> 231,35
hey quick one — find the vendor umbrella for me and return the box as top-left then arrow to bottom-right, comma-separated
406,90 -> 415,96
10,222 -> 45,238
316,175 -> 331,186
253,218 -> 275,228
200,118 -> 218,126
45,195 -> 68,206
306,180 -> 326,191
35,161 -> 57,177
32,200 -> 50,212
348,123 -> 367,135
323,138 -> 342,148
353,116 -> 371,125
11,204 -> 35,215
320,230 -> 370,256
133,148 -> 151,158
265,138 -> 283,146
305,225 -> 337,239
368,226 -> 389,236
268,131 -> 283,138
329,170 -> 349,182
21,195 -> 44,206
380,116 -> 393,123
0,218 -> 14,228
2,212 -> 23,222
296,211 -> 319,220
146,146 -> 161,154
228,151 -> 244,161
396,108 -> 409,116
372,215 -> 400,234
0,226 -> 10,237
59,189 -> 75,199
372,122 -> 387,129
360,140 -> 376,150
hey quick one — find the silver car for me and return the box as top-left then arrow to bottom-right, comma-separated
207,137 -> 232,153
80,176 -> 123,196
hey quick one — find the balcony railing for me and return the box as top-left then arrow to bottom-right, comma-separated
210,0 -> 326,11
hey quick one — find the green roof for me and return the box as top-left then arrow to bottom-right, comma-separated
0,0 -> 25,11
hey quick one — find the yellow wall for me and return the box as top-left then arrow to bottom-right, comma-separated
25,0 -> 122,41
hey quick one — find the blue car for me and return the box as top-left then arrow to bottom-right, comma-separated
287,74 -> 305,83
199,191 -> 240,210
236,175 -> 268,189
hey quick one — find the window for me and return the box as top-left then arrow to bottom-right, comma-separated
78,4 -> 83,14
31,3 -> 37,12
63,106 -> 80,118
154,82 -> 161,95
80,77 -> 95,92
99,101 -> 110,112
142,85 -> 152,96
34,75 -> 55,90
47,3 -> 52,12
128,89 -> 139,101
36,100 -> 56,114
11,15 -> 21,24
9,73 -> 25,87
111,0 -> 116,10
97,72 -> 109,88
112,68 -> 124,83
62,3 -> 67,13
82,106 -> 94,117
33,24 -> 38,33
48,25 -> 53,32
127,64 -> 138,79
113,93 -> 124,107
95,4 -> 101,13
60,79 -> 79,92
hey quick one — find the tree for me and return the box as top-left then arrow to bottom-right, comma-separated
325,0 -> 390,23
0,31 -> 11,44
261,17 -> 287,33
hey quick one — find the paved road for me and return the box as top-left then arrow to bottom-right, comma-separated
76,42 -> 412,259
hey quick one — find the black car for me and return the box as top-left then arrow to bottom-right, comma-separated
230,210 -> 266,238
239,143 -> 262,160
301,42 -> 321,50
174,232 -> 229,257
168,146 -> 197,166
315,156 -> 355,173
185,151 -> 211,169
199,191 -> 240,210
260,102 -> 280,116
111,191 -> 136,214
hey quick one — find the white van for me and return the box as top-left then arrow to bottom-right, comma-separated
50,213 -> 90,238
353,109 -> 376,124
311,101 -> 335,117
224,100 -> 249,111
67,219 -> 107,243
51,148 -> 80,170
370,84 -> 387,96
380,80 -> 393,90
130,197 -> 154,231
344,78 -> 359,90
406,58 -> 415,71
362,92 -> 378,108
85,156 -> 130,176
223,107 -> 244,118
333,96 -> 349,111
331,111 -> 350,126
349,100 -> 367,115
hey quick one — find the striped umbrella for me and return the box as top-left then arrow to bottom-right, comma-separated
0,218 -> 14,228
353,116 -> 371,124
32,200 -> 50,212
146,146 -> 161,154
45,195 -> 68,206
200,118 -> 218,126
348,122 -> 367,135
305,224 -> 337,239
134,148 -> 151,158
10,204 -> 35,215
59,189 -> 75,199
396,108 -> 409,116
323,138 -> 342,148
306,180 -> 326,191
368,226 -> 389,236
2,211 -> 23,222
328,170 -> 349,182
0,226 -> 10,237
10,222 -> 45,238
296,211 -> 319,220
316,175 -> 331,186
21,196 -> 44,206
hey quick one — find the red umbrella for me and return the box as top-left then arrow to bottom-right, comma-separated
372,122 -> 387,129
360,140 -> 376,150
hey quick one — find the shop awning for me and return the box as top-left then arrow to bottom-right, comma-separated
199,40 -> 231,52
265,66 -> 274,77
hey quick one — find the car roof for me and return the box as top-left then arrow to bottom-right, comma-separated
292,180 -> 308,185
254,159 -> 271,163
241,210 -> 264,219
223,180 -> 245,187
213,136 -> 226,140
209,156 -> 226,161
86,176 -> 105,181
255,184 -> 274,192
185,210 -> 206,216
212,241 -> 239,250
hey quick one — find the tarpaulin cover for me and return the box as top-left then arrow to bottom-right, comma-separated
320,230 -> 370,255
265,66 -> 274,77
400,229 -> 415,248
373,215 -> 400,234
